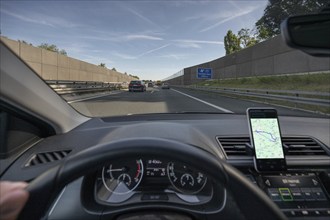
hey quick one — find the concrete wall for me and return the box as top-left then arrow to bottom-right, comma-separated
0,37 -> 137,82
166,35 -> 330,85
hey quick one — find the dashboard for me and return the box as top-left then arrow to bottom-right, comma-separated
1,114 -> 330,220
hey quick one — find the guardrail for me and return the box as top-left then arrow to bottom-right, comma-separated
177,85 -> 330,107
46,80 -> 126,95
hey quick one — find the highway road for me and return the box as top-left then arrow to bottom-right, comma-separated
70,86 -> 323,118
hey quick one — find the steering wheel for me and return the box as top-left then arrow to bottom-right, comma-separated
18,138 -> 287,220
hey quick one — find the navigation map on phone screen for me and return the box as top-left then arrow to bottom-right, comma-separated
250,118 -> 284,159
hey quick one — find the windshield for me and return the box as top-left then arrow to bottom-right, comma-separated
1,0 -> 329,118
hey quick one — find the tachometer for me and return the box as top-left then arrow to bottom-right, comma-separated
102,159 -> 143,194
167,162 -> 207,194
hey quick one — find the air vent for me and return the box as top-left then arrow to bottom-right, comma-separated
25,150 -> 71,167
283,137 -> 327,156
217,137 -> 251,157
217,136 -> 328,158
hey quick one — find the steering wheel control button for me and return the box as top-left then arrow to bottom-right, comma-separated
141,194 -> 169,201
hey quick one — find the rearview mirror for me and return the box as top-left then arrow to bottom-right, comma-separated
281,13 -> 330,56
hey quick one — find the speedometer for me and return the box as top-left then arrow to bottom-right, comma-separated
167,162 -> 207,194
102,159 -> 143,195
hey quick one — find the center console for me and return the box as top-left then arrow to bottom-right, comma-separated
247,171 -> 330,219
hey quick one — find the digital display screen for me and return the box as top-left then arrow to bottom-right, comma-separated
250,118 -> 284,159
146,159 -> 166,177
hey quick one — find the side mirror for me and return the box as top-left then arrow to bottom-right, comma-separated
281,13 -> 330,57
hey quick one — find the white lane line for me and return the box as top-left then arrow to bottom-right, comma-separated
171,89 -> 234,113
67,91 -> 123,103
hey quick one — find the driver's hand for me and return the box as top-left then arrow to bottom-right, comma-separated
0,181 -> 29,220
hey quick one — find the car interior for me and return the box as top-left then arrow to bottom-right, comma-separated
1,5 -> 330,220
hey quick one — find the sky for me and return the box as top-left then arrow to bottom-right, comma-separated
0,0 -> 268,80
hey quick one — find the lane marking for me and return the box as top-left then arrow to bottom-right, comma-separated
171,89 -> 234,113
67,91 -> 123,103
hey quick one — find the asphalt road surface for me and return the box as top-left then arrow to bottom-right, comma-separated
70,86 -> 324,118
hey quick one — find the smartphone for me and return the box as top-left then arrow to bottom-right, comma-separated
247,108 -> 286,172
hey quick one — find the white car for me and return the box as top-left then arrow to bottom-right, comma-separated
162,83 -> 170,89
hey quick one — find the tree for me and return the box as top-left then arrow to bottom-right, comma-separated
224,30 -> 241,55
98,63 -> 106,68
129,74 -> 139,79
18,40 -> 33,46
112,67 -> 117,71
59,49 -> 67,56
38,43 -> 67,56
238,28 -> 259,48
256,0 -> 329,40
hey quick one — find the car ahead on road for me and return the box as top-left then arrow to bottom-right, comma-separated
162,83 -> 170,89
1,2 -> 330,220
147,82 -> 154,87
128,80 -> 146,92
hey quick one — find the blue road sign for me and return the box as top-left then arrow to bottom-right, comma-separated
197,68 -> 212,79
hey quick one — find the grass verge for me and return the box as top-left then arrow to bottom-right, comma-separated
192,72 -> 330,115
196,72 -> 330,93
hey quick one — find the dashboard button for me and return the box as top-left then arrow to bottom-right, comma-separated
267,188 -> 281,201
320,210 -> 330,216
311,210 -> 321,216
141,194 -> 169,201
290,188 -> 304,201
300,188 -> 316,201
301,210 -> 309,216
311,188 -> 327,201
279,188 -> 293,201
284,210 -> 297,217
264,179 -> 271,187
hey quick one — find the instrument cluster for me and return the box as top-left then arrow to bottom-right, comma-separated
94,158 -> 213,205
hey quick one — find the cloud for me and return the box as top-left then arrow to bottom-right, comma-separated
137,44 -> 171,58
200,5 -> 260,32
113,44 -> 171,60
1,9 -> 55,27
113,52 -> 137,60
123,35 -> 163,41
159,54 -> 191,60
173,39 -> 223,48
126,7 -> 159,28
1,8 -> 81,28
79,33 -> 163,43
175,39 -> 223,45
175,42 -> 201,49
